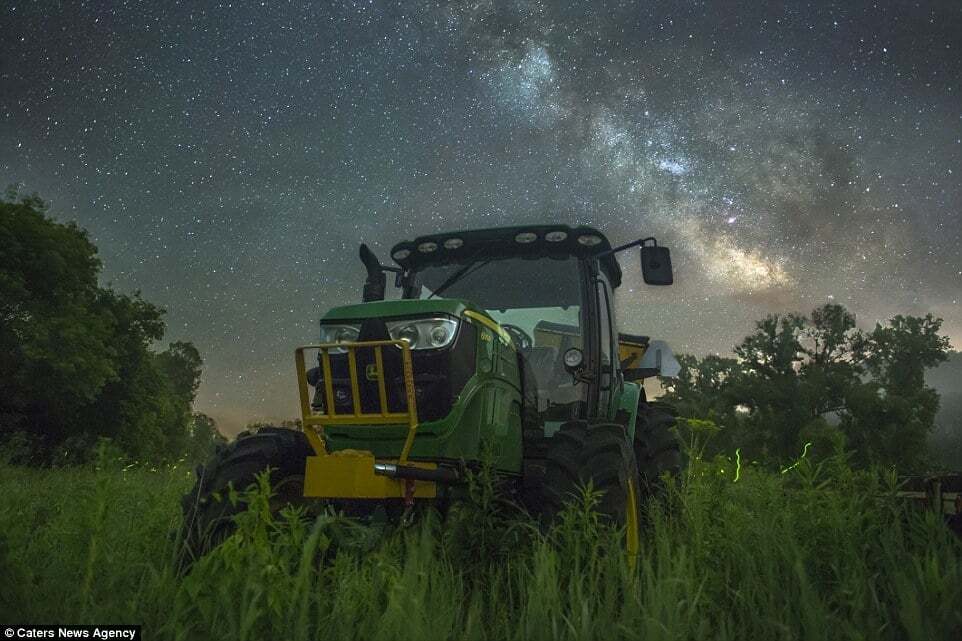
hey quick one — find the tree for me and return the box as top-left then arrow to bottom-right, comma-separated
0,190 -> 205,463
863,314 -> 950,392
244,418 -> 303,433
841,315 -> 950,470
660,304 -> 951,471
727,313 -> 812,461
797,303 -> 864,416
1,191 -> 119,449
186,412 -> 227,464
661,353 -> 741,419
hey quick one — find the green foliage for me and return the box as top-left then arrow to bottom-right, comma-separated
442,438 -> 538,569
865,314 -> 950,391
1,461 -> 960,639
0,189 -> 212,463
661,354 -> 741,420
245,418 -> 303,433
661,303 -> 952,472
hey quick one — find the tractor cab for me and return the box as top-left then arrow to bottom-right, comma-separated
388,225 -> 675,428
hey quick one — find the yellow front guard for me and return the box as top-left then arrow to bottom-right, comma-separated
295,339 -> 437,499
303,450 -> 437,499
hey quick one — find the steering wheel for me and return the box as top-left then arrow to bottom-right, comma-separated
500,324 -> 533,352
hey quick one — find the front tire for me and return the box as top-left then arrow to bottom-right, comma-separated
540,421 -> 641,561
179,427 -> 313,566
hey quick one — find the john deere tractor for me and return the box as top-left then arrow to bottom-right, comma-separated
181,225 -> 683,561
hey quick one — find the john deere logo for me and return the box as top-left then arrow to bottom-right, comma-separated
365,364 -> 379,381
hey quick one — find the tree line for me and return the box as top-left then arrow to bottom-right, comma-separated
0,189 -> 224,465
659,303 -> 954,472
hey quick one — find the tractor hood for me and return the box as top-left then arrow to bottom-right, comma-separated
321,298 -> 487,323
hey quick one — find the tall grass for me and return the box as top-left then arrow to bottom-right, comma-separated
1,453 -> 960,640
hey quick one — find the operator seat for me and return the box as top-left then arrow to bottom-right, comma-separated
524,346 -> 565,412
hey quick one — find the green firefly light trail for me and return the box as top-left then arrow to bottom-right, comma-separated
780,442 -> 813,474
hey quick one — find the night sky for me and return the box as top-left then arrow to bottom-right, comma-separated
2,1 -> 960,434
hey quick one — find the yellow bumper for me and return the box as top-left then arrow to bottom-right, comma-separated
303,449 -> 437,499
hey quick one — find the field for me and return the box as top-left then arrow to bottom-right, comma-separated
1,455 -> 961,641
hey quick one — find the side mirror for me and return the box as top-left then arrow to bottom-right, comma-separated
641,242 -> 673,285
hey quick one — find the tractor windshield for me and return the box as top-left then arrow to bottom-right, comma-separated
410,256 -> 586,414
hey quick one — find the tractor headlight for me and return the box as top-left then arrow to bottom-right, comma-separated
386,317 -> 459,350
394,324 -> 421,347
319,323 -> 360,353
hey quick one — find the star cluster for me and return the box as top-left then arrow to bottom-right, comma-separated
2,1 -> 959,433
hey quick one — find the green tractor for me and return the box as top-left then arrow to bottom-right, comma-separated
181,225 -> 684,562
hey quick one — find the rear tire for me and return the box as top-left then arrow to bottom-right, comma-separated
179,427 -> 313,566
634,403 -> 684,495
540,421 -> 641,560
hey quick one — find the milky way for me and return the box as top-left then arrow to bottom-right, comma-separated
2,1 -> 959,433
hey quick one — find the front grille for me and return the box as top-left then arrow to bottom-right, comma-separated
312,320 -> 477,423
